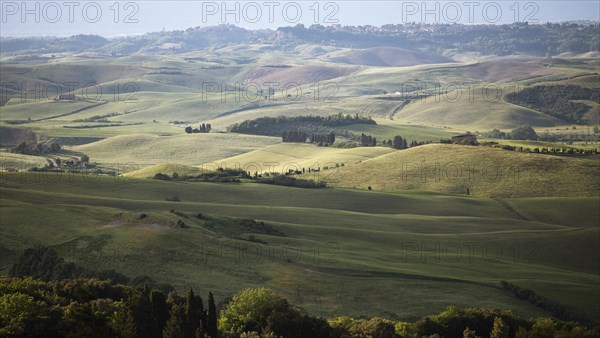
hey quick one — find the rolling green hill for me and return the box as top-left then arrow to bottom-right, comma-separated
69,133 -> 281,168
393,87 -> 566,129
317,144 -> 600,197
123,163 -> 204,179
0,152 -> 48,170
0,173 -> 598,322
332,47 -> 452,67
215,143 -> 395,174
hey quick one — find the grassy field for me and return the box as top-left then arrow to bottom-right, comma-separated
213,143 -> 395,174
123,163 -> 204,179
335,118 -> 457,142
482,138 -> 600,152
1,172 -> 598,322
0,152 -> 49,170
69,133 -> 281,168
393,86 -> 565,130
312,144 -> 600,197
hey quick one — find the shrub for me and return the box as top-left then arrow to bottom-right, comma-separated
219,288 -> 286,334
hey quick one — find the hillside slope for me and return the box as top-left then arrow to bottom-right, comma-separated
71,133 -> 280,168
394,88 -> 566,129
333,47 -> 451,67
320,144 -> 600,197
215,143 -> 396,173
1,172 -> 598,321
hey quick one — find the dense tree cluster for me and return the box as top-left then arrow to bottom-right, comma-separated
309,132 -> 336,146
152,169 -> 326,188
154,168 -> 251,183
380,135 -> 433,149
504,85 -> 599,124
482,126 -> 538,140
2,276 -> 598,338
219,288 -> 332,338
0,277 -> 218,338
185,123 -> 212,134
227,114 -> 376,137
281,130 -> 307,143
343,133 -> 433,149
257,175 -> 326,188
359,133 -> 377,147
11,140 -> 61,155
278,22 -> 600,56
384,135 -> 408,149
509,125 -> 538,141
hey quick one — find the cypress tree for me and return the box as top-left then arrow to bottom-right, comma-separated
207,292 -> 218,338
185,289 -> 200,338
163,304 -> 185,338
115,287 -> 155,338
151,290 -> 169,338
197,295 -> 206,338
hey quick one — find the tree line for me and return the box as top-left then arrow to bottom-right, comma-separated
355,133 -> 432,149
281,130 -> 307,143
0,276 -> 218,338
227,114 -> 376,137
153,168 -> 327,189
257,174 -> 326,188
282,131 -> 337,146
500,281 -> 593,326
2,275 -> 599,338
309,132 -> 336,146
484,143 -> 599,155
185,123 -> 212,134
2,247 -> 598,338
278,22 -> 600,56
481,125 -> 539,141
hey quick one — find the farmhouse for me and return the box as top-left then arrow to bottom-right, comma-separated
451,134 -> 477,144
64,157 -> 87,169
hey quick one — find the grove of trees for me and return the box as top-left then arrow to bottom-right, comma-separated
281,130 -> 307,143
504,85 -> 599,125
309,132 -> 336,146
2,277 -> 598,338
482,126 -> 538,140
227,114 -> 376,137
509,125 -> 539,141
185,123 -> 212,134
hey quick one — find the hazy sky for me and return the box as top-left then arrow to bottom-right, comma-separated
1,1 -> 599,37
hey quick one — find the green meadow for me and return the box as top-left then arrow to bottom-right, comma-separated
1,172 -> 598,322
